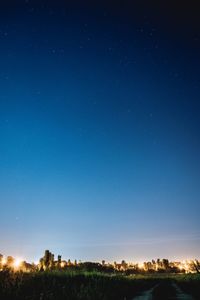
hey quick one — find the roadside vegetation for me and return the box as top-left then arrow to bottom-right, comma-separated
0,270 -> 199,300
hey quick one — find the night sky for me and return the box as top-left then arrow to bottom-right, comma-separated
0,0 -> 200,263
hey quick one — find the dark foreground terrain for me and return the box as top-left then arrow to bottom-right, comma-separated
0,271 -> 199,300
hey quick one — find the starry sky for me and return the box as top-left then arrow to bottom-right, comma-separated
0,0 -> 200,263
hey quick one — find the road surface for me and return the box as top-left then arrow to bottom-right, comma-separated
172,283 -> 194,300
132,283 -> 194,300
132,286 -> 155,300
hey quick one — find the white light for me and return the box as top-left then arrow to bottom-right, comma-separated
13,258 -> 23,269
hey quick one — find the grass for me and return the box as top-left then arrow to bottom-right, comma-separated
174,273 -> 200,299
0,270 -> 199,300
0,270 -> 156,300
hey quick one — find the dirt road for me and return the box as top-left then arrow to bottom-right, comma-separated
172,283 -> 194,300
132,286 -> 155,300
132,282 -> 194,300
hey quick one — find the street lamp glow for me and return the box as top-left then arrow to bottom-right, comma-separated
138,262 -> 144,269
13,258 -> 23,269
2,257 -> 7,265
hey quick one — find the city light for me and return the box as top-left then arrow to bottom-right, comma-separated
2,257 -> 7,265
138,262 -> 144,269
178,265 -> 184,271
0,250 -> 199,273
13,258 -> 23,269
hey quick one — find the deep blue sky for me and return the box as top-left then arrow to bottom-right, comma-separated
0,0 -> 200,262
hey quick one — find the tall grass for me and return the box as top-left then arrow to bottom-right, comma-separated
0,270 -> 157,300
0,270 -> 199,299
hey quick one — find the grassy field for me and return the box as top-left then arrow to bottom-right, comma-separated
0,270 -> 199,300
174,273 -> 200,299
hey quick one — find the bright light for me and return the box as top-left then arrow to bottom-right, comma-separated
2,257 -> 7,265
61,262 -> 65,268
138,262 -> 144,269
13,258 -> 23,269
178,265 -> 183,271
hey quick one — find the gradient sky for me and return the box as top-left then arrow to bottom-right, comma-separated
0,1 -> 200,263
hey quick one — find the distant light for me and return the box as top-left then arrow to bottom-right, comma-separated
61,262 -> 65,268
2,257 -> 7,265
138,262 -> 144,269
13,258 -> 23,269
